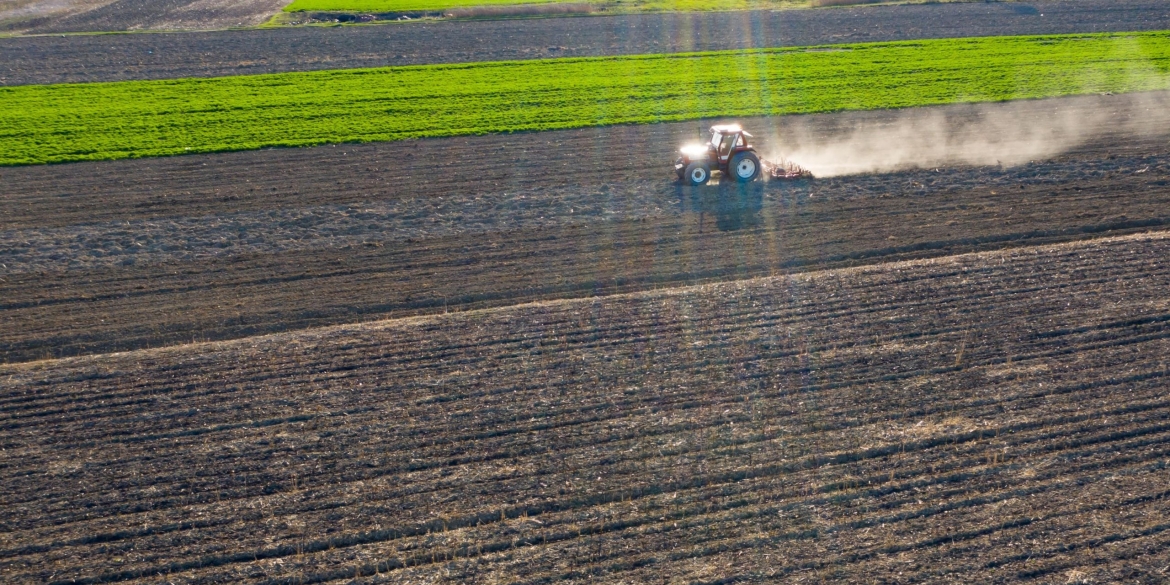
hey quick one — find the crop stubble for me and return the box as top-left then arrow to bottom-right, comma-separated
2,230 -> 1169,582
2,3 -> 1169,581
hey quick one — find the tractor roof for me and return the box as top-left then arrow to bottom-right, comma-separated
709,124 -> 751,137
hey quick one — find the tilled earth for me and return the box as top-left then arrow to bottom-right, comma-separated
2,0 -> 1169,84
4,6 -> 1170,578
0,0 -> 291,35
3,92 -> 1170,362
2,231 -> 1168,583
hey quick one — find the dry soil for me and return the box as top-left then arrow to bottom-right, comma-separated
2,0 -> 1168,83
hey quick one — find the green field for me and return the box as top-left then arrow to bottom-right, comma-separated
3,32 -> 1169,166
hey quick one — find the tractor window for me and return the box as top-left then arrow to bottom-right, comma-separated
710,131 -> 722,150
719,133 -> 736,157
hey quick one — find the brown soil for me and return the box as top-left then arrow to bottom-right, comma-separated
0,0 -> 120,32
2,93 -> 1169,363
2,0 -> 1168,83
4,4 -> 1169,581
0,0 -> 287,34
2,231 -> 1168,583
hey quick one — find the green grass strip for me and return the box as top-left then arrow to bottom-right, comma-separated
3,32 -> 1170,166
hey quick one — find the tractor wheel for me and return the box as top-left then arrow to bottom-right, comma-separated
684,162 -> 711,186
730,152 -> 761,182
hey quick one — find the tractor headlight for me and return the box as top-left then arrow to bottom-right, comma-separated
679,143 -> 708,159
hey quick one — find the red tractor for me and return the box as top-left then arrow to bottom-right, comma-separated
674,124 -> 812,185
674,124 -> 761,186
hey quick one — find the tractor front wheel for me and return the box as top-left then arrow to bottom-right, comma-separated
684,162 -> 711,186
730,152 -> 761,182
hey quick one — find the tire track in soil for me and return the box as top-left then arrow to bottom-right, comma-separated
0,245 -> 1156,416
1,244 -> 1163,453
2,232 -> 1169,582
16,397 -> 1170,580
4,315 -> 1165,479
4,244 -> 1165,496
511,480 -> 1169,584
6,354 -> 1167,533
2,0 -> 1168,85
190,421 -> 1170,583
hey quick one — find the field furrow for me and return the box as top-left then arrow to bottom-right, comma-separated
2,231 -> 1168,582
2,1 -> 1168,83
4,92 -> 1170,364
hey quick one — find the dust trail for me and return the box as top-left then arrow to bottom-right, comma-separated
764,92 -> 1170,178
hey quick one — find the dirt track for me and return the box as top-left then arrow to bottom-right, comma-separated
3,93 -> 1169,363
2,0 -> 1169,84
3,231 -> 1168,583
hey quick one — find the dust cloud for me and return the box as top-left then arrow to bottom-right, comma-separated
763,92 -> 1170,177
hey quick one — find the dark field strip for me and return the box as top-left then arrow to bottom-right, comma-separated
1,0 -> 1168,86
1,232 -> 1168,583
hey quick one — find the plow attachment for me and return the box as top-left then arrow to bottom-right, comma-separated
762,157 -> 814,180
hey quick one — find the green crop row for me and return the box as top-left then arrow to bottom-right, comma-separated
2,32 -> 1169,166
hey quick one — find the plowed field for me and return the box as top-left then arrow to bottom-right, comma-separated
0,0 -> 288,34
3,0 -> 1168,85
4,92 -> 1170,363
5,3 -> 1170,577
3,230 -> 1168,583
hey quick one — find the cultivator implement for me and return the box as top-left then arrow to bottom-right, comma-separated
762,156 -> 814,180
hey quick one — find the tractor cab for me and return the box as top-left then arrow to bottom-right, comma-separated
709,125 -> 749,164
675,124 -> 762,186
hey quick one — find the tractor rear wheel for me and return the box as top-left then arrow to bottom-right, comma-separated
684,162 -> 711,186
730,152 -> 761,182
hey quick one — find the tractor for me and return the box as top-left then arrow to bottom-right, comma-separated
674,124 -> 760,186
674,124 -> 812,185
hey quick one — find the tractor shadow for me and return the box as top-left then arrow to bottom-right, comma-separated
675,181 -> 765,233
